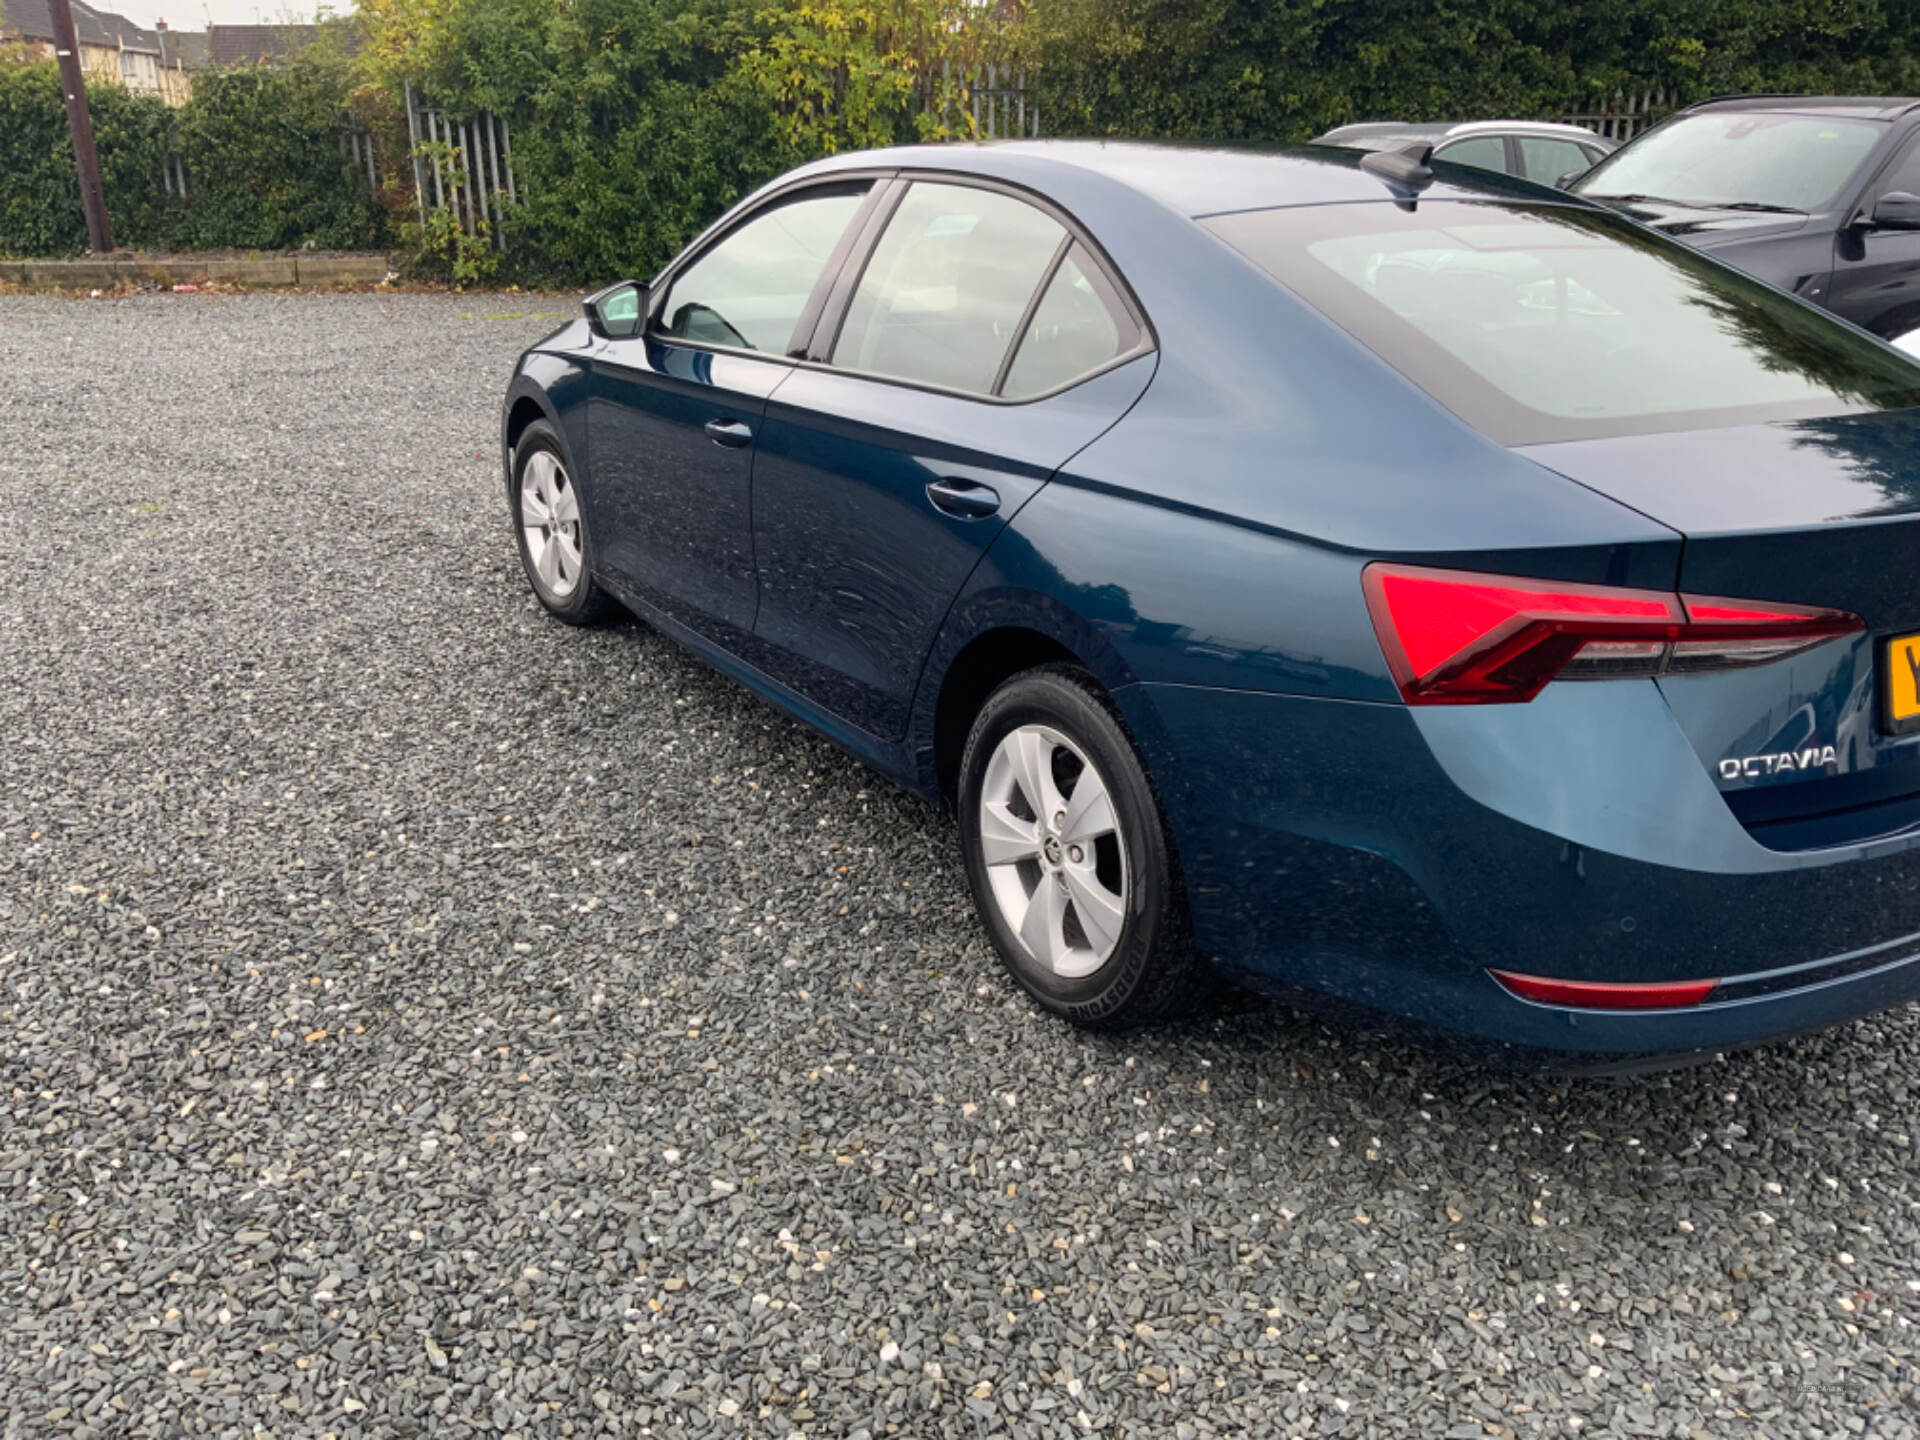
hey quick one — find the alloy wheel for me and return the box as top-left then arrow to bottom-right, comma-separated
978,723 -> 1129,978
519,449 -> 583,600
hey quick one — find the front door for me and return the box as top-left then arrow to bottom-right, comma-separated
749,179 -> 1155,738
589,181 -> 877,649
1831,133 -> 1920,338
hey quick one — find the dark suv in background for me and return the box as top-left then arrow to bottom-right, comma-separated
1572,95 -> 1920,336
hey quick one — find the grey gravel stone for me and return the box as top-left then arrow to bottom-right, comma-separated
1,291 -> 1918,1438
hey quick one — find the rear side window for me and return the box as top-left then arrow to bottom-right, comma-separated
832,182 -> 1065,394
1002,245 -> 1141,399
661,186 -> 868,354
1519,136 -> 1596,185
1205,199 -> 1920,445
1436,136 -> 1509,174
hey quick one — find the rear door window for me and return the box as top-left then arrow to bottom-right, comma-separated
1435,136 -> 1511,175
660,185 -> 869,354
830,181 -> 1066,394
1519,136 -> 1598,185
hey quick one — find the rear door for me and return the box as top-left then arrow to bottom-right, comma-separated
1830,130 -> 1920,337
590,179 -> 881,650
748,177 -> 1155,737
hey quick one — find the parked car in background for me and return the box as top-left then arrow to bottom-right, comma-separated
503,140 -> 1920,1064
1573,96 -> 1920,337
1314,120 -> 1616,184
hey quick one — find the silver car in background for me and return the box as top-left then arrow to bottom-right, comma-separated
1314,119 -> 1616,186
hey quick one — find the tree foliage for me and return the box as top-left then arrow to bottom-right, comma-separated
354,0 -> 1005,282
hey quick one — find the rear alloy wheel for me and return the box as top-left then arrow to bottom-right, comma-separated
510,419 -> 615,625
957,665 -> 1207,1029
979,724 -> 1129,978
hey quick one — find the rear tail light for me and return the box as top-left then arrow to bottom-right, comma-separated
1362,563 -> 1862,705
1490,969 -> 1719,1010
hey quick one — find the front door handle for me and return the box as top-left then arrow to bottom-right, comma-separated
704,419 -> 754,448
926,478 -> 1001,519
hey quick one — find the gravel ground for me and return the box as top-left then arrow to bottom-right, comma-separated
2,292 -> 1917,1440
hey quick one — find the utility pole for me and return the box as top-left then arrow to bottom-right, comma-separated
48,0 -> 114,254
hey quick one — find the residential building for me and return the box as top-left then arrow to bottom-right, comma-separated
0,0 -> 203,105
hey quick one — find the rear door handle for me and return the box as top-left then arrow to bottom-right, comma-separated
704,419 -> 754,448
926,478 -> 1001,519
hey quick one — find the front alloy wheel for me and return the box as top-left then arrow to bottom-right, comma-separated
509,418 -> 614,625
519,449 -> 584,601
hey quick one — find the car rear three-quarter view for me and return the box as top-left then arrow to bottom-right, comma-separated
501,139 -> 1920,1065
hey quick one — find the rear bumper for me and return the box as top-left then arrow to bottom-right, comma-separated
1118,679 -> 1920,1058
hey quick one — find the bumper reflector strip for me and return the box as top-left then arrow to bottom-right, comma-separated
1490,970 -> 1720,1010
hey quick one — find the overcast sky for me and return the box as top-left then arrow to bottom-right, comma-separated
106,0 -> 345,28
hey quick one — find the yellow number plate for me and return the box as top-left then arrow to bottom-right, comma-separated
1887,634 -> 1920,727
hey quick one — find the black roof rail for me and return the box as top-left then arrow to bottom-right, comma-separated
1673,92 -> 1805,114
1359,140 -> 1435,195
1675,92 -> 1920,119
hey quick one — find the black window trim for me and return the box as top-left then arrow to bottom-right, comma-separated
643,166 -> 1156,407
991,232 -> 1074,395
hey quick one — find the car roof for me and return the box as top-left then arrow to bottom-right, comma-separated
794,139 -> 1577,220
1683,95 -> 1920,121
1316,119 -> 1609,146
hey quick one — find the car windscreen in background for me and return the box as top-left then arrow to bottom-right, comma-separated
1205,200 -> 1920,445
1572,112 -> 1882,213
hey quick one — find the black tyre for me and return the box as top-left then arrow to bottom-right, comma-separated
510,420 -> 617,625
956,664 -> 1208,1029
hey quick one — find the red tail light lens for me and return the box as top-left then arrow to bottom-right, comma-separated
1362,563 -> 1862,705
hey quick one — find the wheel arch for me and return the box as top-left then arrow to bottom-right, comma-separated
504,392 -> 548,462
912,588 -> 1149,808
502,353 -> 595,507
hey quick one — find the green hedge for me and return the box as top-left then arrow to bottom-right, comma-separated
171,64 -> 383,250
359,0 -> 1920,286
360,0 -> 934,284
1023,0 -> 1920,142
0,55 -> 181,255
0,51 -> 382,257
11,0 -> 1920,269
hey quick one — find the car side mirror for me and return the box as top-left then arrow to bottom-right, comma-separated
1870,191 -> 1920,231
1556,168 -> 1587,190
583,280 -> 647,339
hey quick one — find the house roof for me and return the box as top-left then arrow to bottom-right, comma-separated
164,26 -> 207,66
207,22 -> 324,65
5,0 -> 148,51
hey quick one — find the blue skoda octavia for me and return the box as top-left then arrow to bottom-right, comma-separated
500,140 -> 1920,1062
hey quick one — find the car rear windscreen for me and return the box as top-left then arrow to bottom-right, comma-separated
1205,199 -> 1920,445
